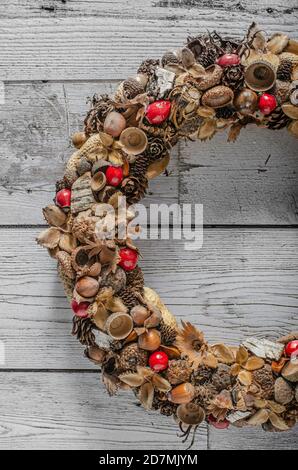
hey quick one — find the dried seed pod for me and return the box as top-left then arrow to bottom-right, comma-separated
244,61 -> 276,92
176,403 -> 205,425
130,305 -> 150,326
75,276 -> 100,298
287,120 -> 298,138
72,132 -> 87,149
195,64 -> 223,91
36,227 -> 61,249
42,205 -> 67,227
103,111 -> 127,138
71,246 -> 90,271
201,86 -> 234,108
59,233 -> 77,254
267,33 -> 289,54
105,312 -> 133,340
91,171 -> 107,193
168,382 -> 195,404
120,127 -> 148,155
138,329 -> 161,351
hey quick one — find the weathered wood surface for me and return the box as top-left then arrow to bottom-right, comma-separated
0,0 -> 297,81
1,228 -> 297,369
0,372 -> 208,450
0,82 -> 297,225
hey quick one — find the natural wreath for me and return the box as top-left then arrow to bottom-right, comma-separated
37,23 -> 298,446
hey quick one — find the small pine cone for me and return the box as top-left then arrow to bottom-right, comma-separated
197,49 -> 218,68
165,359 -> 192,385
211,364 -> 233,391
192,365 -> 214,385
84,94 -> 114,135
126,266 -> 144,292
194,384 -> 217,408
161,51 -> 179,68
266,107 -> 290,130
276,60 -> 293,81
215,106 -> 235,120
253,365 -> 275,400
146,136 -> 168,162
121,176 -> 148,204
118,343 -> 148,372
57,264 -> 75,301
130,155 -> 150,178
115,79 -> 144,102
222,64 -> 244,90
72,316 -> 96,346
137,59 -> 160,77
160,402 -> 178,416
72,217 -> 95,243
117,287 -> 140,309
159,319 -> 177,346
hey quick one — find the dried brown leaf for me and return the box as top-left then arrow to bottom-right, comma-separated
254,398 -> 268,409
211,344 -> 235,365
247,409 -> 269,426
267,401 -> 286,414
152,374 -> 171,393
238,370 -> 252,386
139,382 -> 154,410
119,372 -> 144,388
230,363 -> 241,376
268,412 -> 289,431
202,352 -> 218,369
243,356 -> 265,371
102,372 -> 120,396
236,346 -> 249,366
228,123 -> 242,142
36,227 -> 61,249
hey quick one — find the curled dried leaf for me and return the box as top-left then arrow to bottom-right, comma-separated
211,344 -> 235,365
102,372 -> 120,396
119,372 -> 144,388
236,346 -> 249,366
247,409 -> 269,426
139,382 -> 154,410
152,374 -> 171,393
238,370 -> 252,386
197,106 -> 215,118
230,363 -> 241,376
243,356 -> 265,371
268,412 -> 289,431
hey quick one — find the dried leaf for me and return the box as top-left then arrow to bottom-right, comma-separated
119,372 -> 144,388
230,363 -> 241,376
139,382 -> 154,410
136,366 -> 154,380
254,398 -> 268,409
236,346 -> 249,366
152,374 -> 171,393
267,401 -> 286,414
228,123 -> 242,142
238,370 -> 252,386
268,412 -> 289,431
197,106 -> 215,118
92,304 -> 109,331
247,409 -> 269,426
211,344 -> 235,365
243,356 -> 265,371
197,119 -> 216,141
202,352 -> 218,369
36,227 -> 61,249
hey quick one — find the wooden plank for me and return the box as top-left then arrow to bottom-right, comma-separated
0,371 -> 207,449
1,81 -> 297,225
0,1 -> 297,81
1,228 -> 297,369
209,426 -> 297,450
0,81 -> 178,225
179,128 -> 298,225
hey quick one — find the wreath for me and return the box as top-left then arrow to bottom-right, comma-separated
37,23 -> 298,447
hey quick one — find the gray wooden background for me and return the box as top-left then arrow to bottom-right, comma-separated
0,0 -> 297,450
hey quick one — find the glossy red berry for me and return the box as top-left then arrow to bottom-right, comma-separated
146,100 -> 171,125
285,340 -> 298,357
105,166 -> 124,187
56,188 -> 71,208
208,415 -> 230,429
118,247 -> 138,271
71,299 -> 90,318
258,93 -> 277,115
149,351 -> 169,372
217,53 -> 240,67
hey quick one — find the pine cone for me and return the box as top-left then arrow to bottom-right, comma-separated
276,60 -> 293,81
222,64 -> 244,90
84,94 -> 114,135
160,402 -> 178,416
72,217 -> 95,243
117,287 -> 140,309
56,178 -> 68,192
211,364 -> 233,391
215,106 -> 235,119
118,343 -> 148,372
57,264 -> 75,301
115,79 -> 144,102
159,319 -> 177,345
126,266 -> 144,292
192,365 -> 214,385
266,107 -> 290,130
130,155 -> 150,178
197,49 -> 218,68
253,365 -> 275,400
194,384 -> 217,408
137,59 -> 160,76
166,359 -> 192,385
72,316 -> 96,346
161,51 -> 179,68
146,136 -> 168,162
121,176 -> 148,204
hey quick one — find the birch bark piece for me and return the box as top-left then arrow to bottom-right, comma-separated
71,172 -> 96,214
242,337 -> 284,361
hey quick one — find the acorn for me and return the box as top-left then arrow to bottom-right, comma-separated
104,111 -> 127,138
75,276 -> 100,298
168,382 -> 195,404
72,131 -> 87,149
234,88 -> 258,115
130,305 -> 150,326
138,329 -> 161,351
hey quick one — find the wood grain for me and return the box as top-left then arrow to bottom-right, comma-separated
1,228 -> 297,369
0,1 -> 296,80
1,81 -> 297,225
0,371 -> 208,450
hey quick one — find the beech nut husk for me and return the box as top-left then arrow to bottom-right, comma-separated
168,382 -> 195,404
138,329 -> 161,351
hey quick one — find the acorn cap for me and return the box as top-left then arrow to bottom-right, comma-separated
245,61 -> 276,92
105,312 -> 133,340
120,127 -> 148,156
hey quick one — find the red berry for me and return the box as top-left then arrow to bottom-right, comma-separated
118,247 -> 138,271
146,100 -> 171,125
56,188 -> 71,208
217,53 -> 240,67
149,351 -> 169,372
285,340 -> 298,357
258,93 -> 277,115
208,415 -> 230,429
105,166 -> 124,187
71,299 -> 90,318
